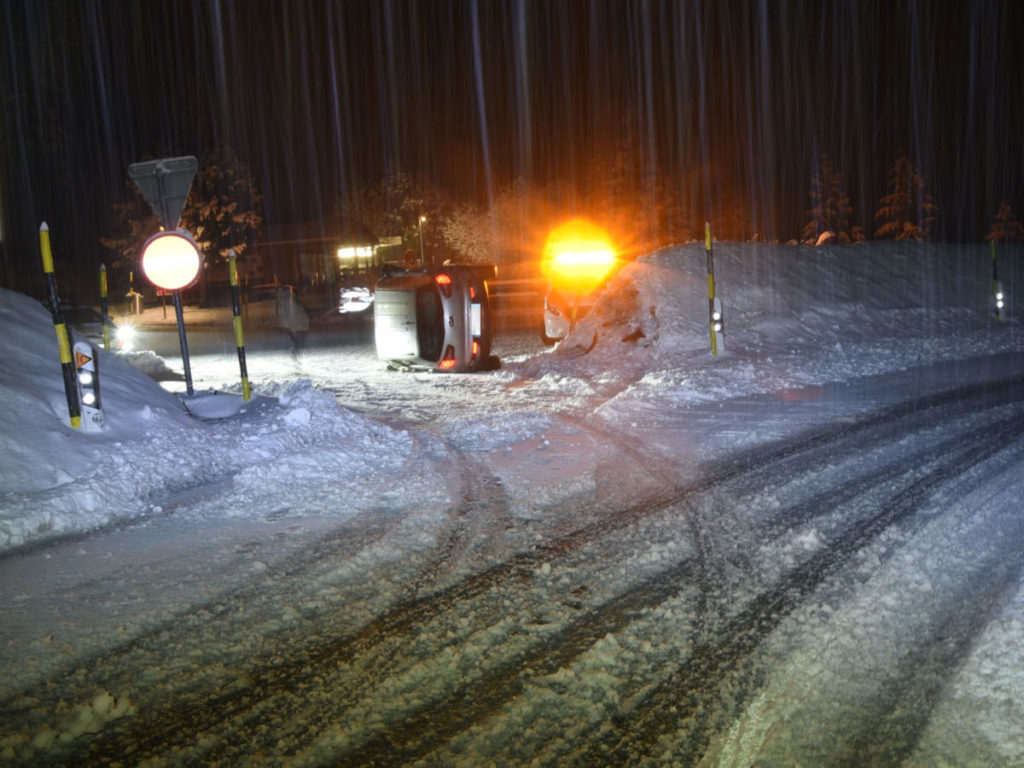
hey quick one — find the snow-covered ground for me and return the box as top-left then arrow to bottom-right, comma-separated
1,241 -> 1023,766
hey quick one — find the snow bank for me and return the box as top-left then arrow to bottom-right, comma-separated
538,242 -> 1023,433
2,241 -> 1021,553
0,289 -> 424,552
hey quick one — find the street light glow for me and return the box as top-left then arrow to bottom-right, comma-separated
418,215 -> 427,265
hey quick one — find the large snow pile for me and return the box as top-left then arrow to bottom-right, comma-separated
0,290 -> 435,552
1,241 -> 1021,553
557,240 -> 1013,385
538,242 -> 1022,428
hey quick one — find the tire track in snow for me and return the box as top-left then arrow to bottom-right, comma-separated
842,554 -> 1024,767
381,394 -> 1024,766
408,443 -> 515,593
583,409 -> 1024,766
253,394 -> 1024,765
752,405 -> 1024,539
11,379 -> 1024,767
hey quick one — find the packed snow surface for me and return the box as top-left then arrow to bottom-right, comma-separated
1,241 -> 1023,765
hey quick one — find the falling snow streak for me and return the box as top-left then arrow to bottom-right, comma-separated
1,0 -> 1023,293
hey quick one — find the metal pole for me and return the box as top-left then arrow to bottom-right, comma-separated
172,289 -> 195,396
155,166 -> 171,233
419,216 -> 427,266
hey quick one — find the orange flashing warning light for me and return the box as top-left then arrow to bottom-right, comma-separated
434,273 -> 452,285
543,218 -> 617,288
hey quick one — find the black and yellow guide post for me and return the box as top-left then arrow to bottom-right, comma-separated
39,222 -> 81,428
229,251 -> 251,401
992,241 -> 1004,322
705,221 -> 725,355
99,264 -> 111,349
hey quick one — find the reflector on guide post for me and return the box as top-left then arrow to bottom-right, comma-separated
73,341 -> 105,432
128,156 -> 198,231
712,296 -> 725,352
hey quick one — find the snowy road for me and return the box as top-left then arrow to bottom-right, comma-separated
4,242 -> 1024,766
4,343 -> 1023,766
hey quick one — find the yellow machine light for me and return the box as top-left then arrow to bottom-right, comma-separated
553,248 -> 616,267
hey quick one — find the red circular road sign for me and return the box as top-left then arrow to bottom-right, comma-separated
141,231 -> 201,291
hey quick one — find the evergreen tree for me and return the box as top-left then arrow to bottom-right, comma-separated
586,123 -> 691,249
873,157 -> 937,240
181,149 -> 262,269
986,201 -> 1024,243
802,154 -> 863,244
100,187 -> 161,291
442,179 -> 547,265
338,166 -> 448,257
443,201 -> 491,264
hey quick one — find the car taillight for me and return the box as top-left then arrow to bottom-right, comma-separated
439,345 -> 457,370
435,273 -> 453,298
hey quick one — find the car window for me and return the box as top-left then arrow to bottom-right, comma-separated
415,285 -> 444,362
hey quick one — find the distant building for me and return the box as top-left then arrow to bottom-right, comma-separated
252,217 -> 382,288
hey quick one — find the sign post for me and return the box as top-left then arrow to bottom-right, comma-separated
128,156 -> 200,395
140,231 -> 201,395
